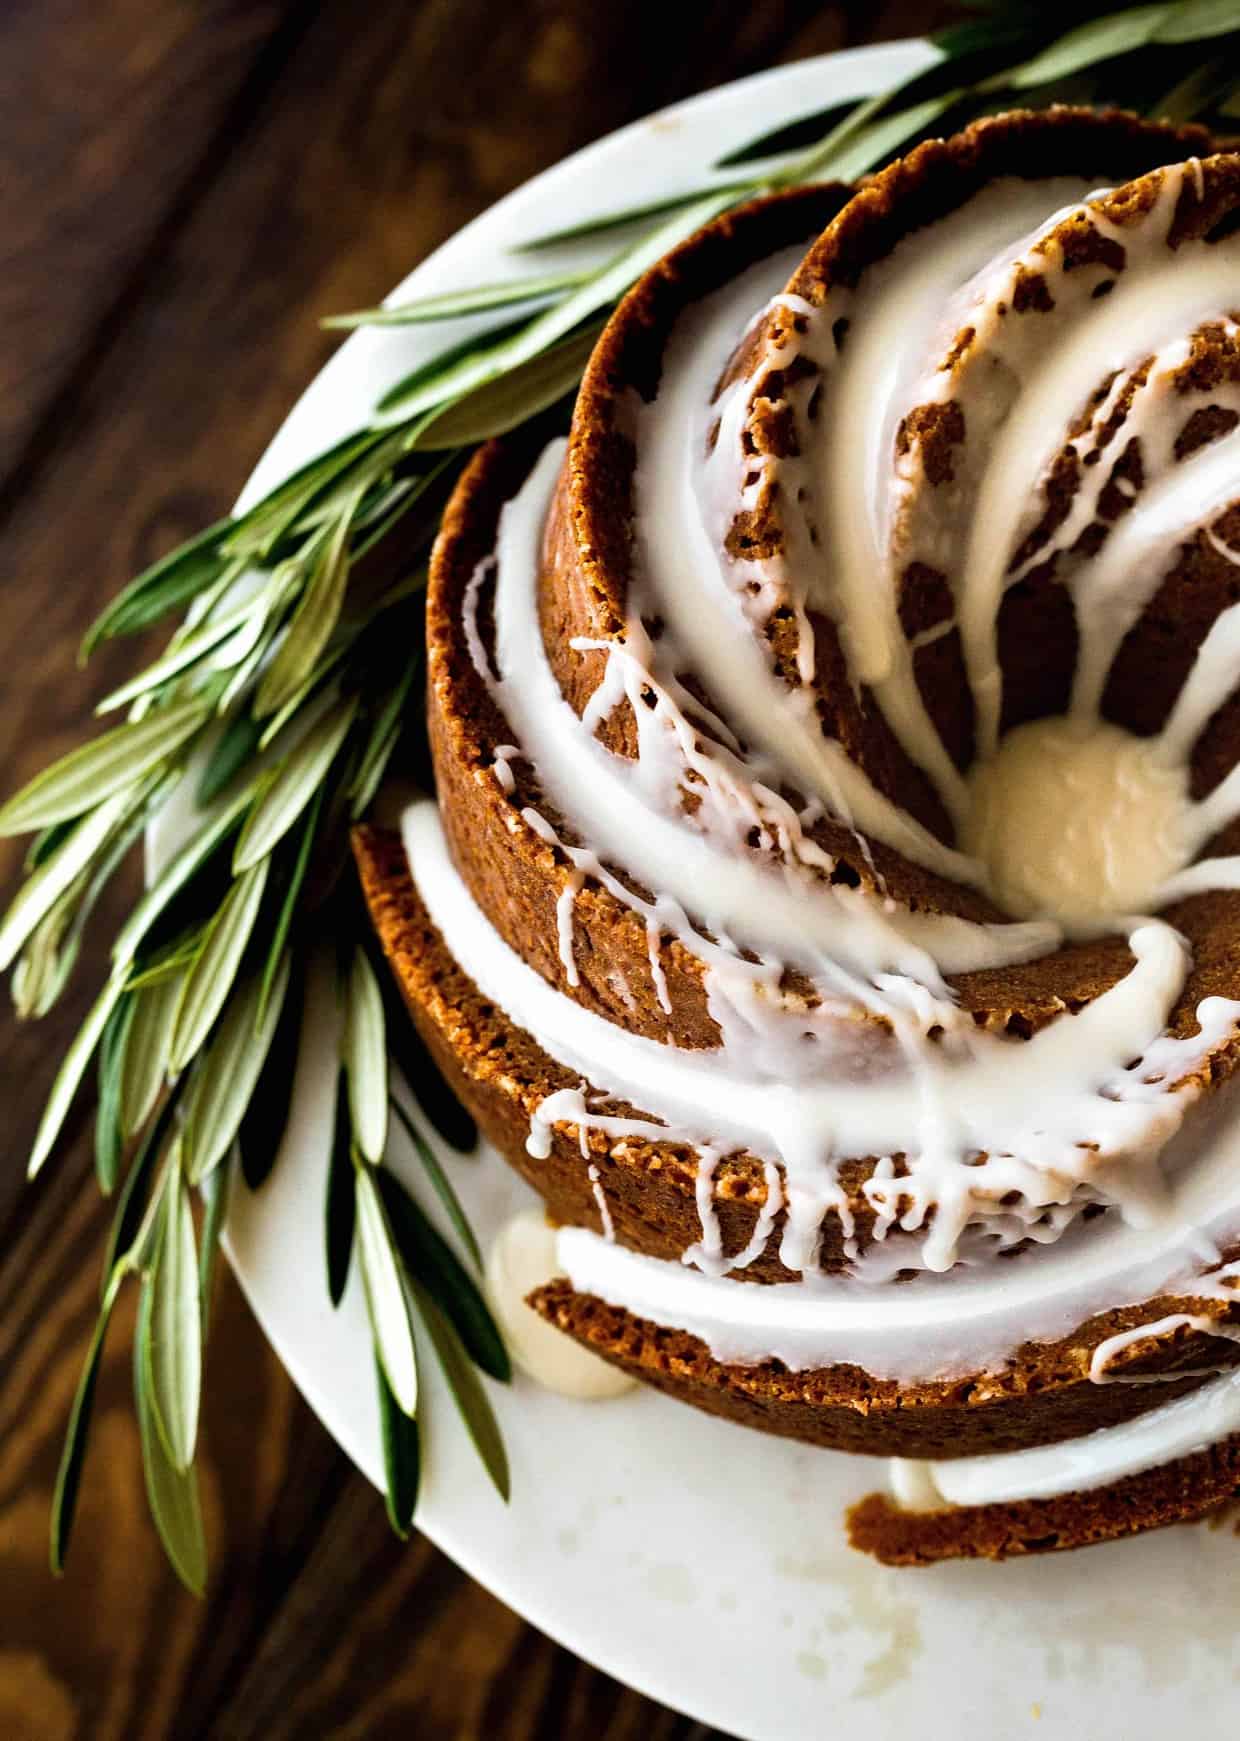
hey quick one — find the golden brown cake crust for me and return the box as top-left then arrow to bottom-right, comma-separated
354,821 -> 1240,1461
359,107 -> 1240,1529
845,1439 -> 1240,1563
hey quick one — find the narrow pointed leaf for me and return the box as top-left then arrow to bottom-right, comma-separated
1005,7 -> 1167,88
348,720 -> 402,820
347,664 -> 416,807
377,1167 -> 509,1381
238,957 -> 304,1191
0,791 -> 130,971
106,1081 -> 183,1287
712,97 -> 859,169
183,958 -> 290,1183
0,699 -> 207,837
384,190 -> 736,424
197,712 -> 264,806
410,321 -> 603,450
168,857 -> 268,1075
146,1151 -> 201,1471
390,1095 -> 481,1269
50,1266 -> 127,1574
257,791 -> 321,1023
112,784 -> 254,970
413,1282 -> 510,1501
324,268 -> 589,328
381,972 -> 477,1154
354,1161 -> 419,1415
120,965 -> 186,1136
95,991 -> 135,1193
28,974 -> 127,1179
17,778 -> 166,1018
778,87 -> 966,187
515,186 -> 743,251
255,506 -> 360,719
326,1068 -> 357,1306
345,949 -> 387,1163
199,1150 -> 232,1328
94,601 -> 254,714
134,1278 -> 207,1594
1153,0 -> 1240,47
375,1353 -> 420,1537
81,518 -> 232,658
233,697 -> 358,872
26,818 -> 76,870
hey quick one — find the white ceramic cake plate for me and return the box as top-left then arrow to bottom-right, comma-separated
208,42 -> 1240,1739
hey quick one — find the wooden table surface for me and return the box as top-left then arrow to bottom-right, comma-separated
0,4 -> 957,1735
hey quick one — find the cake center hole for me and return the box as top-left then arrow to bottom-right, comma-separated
962,716 -> 1191,928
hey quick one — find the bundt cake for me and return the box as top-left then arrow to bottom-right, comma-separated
355,107 -> 1240,1563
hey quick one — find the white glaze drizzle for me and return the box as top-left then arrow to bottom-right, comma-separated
410,151 -> 1240,1395
588,1163 -> 616,1241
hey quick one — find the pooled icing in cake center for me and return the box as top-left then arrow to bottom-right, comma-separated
962,716 -> 1192,927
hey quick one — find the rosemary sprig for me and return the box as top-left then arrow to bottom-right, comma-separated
6,0 -> 1236,1586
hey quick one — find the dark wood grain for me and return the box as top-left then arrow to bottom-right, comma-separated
0,4 -> 959,1736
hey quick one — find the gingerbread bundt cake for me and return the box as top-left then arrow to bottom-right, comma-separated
356,108 -> 1240,1563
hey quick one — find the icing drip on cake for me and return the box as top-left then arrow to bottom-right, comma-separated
405,149 -> 1240,1387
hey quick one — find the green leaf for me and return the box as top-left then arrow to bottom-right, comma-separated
15,779 -> 165,1019
50,1265 -> 126,1574
112,784 -> 254,971
95,991 -> 135,1194
380,971 -> 477,1154
344,949 -> 388,1163
199,1148 -> 232,1329
0,699 -> 207,837
225,427 -> 386,563
256,790 -> 321,1023
1153,0 -> 1240,45
238,957 -> 304,1191
383,188 -> 737,425
0,790 -> 131,972
25,818 -> 76,871
354,1160 -> 419,1415
326,1068 -> 357,1307
120,964 -> 185,1136
515,186 -> 744,251
323,269 -> 590,328
183,959 -> 290,1184
775,87 -> 967,187
81,518 -> 232,659
12,892 -> 78,1021
377,1167 -> 509,1382
145,1149 -> 202,1471
389,1095 -> 481,1270
168,857 -> 269,1075
197,712 -> 264,806
106,1082 -> 183,1287
1005,6 -> 1168,87
712,97 -> 861,169
134,1276 -> 207,1595
233,696 -> 358,872
1149,53 -> 1233,120
347,717 -> 403,820
28,973 -> 127,1179
374,1352 -> 420,1538
347,663 -> 417,811
413,1282 -> 510,1501
93,597 -> 256,714
255,504 -> 361,720
410,321 -> 604,450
